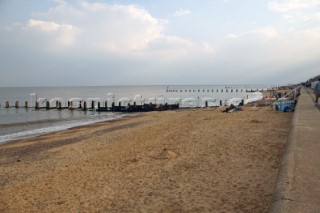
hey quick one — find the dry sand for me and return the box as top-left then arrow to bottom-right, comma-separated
0,107 -> 293,212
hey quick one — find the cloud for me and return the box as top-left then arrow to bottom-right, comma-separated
284,12 -> 320,22
25,19 -> 78,46
302,12 -> 320,21
27,19 -> 61,31
226,28 -> 280,43
269,1 -> 320,25
250,28 -> 280,40
202,42 -> 215,55
173,9 -> 191,17
1,0 -> 320,86
226,34 -> 238,39
217,26 -> 320,83
27,1 -> 199,58
147,36 -> 194,57
268,0 -> 320,13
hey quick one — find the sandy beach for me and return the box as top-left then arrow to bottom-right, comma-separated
0,107 -> 292,212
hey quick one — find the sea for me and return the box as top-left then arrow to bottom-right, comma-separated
0,85 -> 275,144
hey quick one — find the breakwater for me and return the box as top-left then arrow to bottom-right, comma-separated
1,96 -> 212,112
1,85 -> 281,113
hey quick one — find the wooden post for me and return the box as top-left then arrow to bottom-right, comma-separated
91,101 -> 94,109
15,101 -> 19,108
46,101 -> 50,109
220,100 -> 222,106
58,102 -> 62,109
56,101 -> 59,108
5,101 -> 10,108
83,101 -> 87,111
111,102 -> 115,110
205,101 -> 208,107
105,101 -> 108,108
68,101 -> 71,108
98,102 -> 101,109
25,101 -> 28,108
35,102 -> 39,109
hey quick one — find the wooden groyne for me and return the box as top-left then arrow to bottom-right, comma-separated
4,101 -> 30,109
97,103 -> 180,112
2,100 -> 181,113
4,86 -> 281,111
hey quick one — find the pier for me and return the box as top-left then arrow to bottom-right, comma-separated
165,86 -> 279,93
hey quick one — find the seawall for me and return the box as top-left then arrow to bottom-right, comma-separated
269,87 -> 320,212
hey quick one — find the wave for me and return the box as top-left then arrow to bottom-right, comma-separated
0,113 -> 128,145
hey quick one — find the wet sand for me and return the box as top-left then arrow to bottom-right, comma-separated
0,107 -> 293,212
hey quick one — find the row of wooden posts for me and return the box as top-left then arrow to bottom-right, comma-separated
4,100 -> 178,109
4,101 -> 30,109
3,100 -> 107,110
3,99 -> 225,110
166,88 -> 267,93
3,100 -> 185,113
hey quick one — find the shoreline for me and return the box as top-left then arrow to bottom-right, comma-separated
0,112 -> 137,145
0,107 -> 293,212
0,84 -> 279,144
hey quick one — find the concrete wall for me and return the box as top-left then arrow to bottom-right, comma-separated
269,88 -> 320,212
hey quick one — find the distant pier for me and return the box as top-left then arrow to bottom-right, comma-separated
165,86 -> 278,93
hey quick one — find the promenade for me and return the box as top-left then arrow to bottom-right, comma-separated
270,87 -> 320,212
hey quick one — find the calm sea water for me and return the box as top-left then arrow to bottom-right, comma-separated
0,85 -> 274,143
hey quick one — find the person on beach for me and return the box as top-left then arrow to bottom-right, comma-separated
306,80 -> 311,88
239,99 -> 244,107
314,78 -> 320,106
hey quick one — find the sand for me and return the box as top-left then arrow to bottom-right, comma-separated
0,107 -> 293,212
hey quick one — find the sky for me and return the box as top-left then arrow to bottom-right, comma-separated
0,0 -> 320,86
